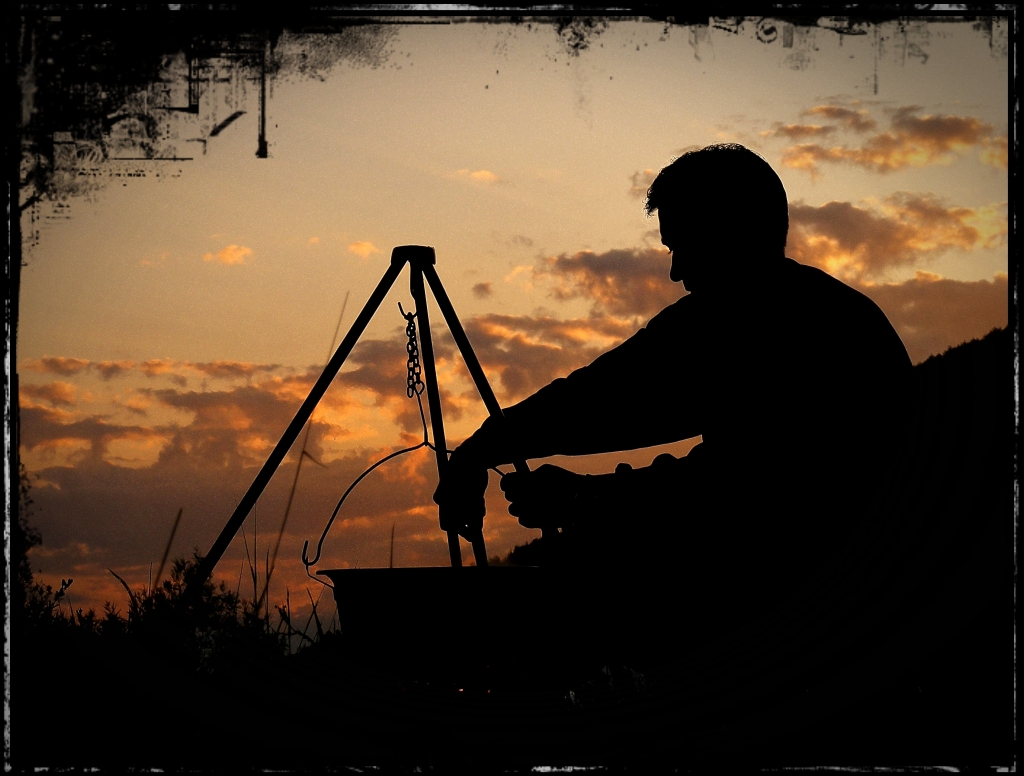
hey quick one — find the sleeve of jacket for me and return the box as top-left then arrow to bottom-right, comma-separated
459,296 -> 706,467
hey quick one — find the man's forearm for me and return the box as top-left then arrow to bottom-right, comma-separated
456,308 -> 702,466
458,381 -> 696,467
456,377 -> 582,467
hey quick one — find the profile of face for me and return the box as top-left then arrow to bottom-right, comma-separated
658,205 -> 720,293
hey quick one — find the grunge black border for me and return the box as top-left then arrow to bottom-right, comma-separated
4,5 -> 1016,771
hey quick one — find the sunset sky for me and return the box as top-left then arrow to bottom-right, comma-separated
17,14 -> 1009,622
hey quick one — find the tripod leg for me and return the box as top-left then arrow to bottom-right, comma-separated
424,265 -> 550,554
409,259 -> 463,567
423,266 -> 530,467
470,534 -> 488,567
199,255 -> 408,583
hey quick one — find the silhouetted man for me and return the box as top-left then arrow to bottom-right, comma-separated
436,144 -> 912,599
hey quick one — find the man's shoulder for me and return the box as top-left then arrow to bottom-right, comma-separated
784,258 -> 884,314
783,258 -> 912,366
783,257 -> 851,291
645,290 -> 700,329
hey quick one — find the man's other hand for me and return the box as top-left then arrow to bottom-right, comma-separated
500,464 -> 585,530
432,449 -> 488,535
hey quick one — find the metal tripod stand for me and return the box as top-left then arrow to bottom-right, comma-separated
197,245 -> 527,582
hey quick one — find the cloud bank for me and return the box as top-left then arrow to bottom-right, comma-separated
787,194 -> 1006,281
779,105 -> 1007,176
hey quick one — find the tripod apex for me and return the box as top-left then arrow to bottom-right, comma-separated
391,245 -> 436,266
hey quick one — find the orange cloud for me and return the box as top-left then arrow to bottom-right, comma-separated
117,394 -> 152,416
761,123 -> 837,140
781,106 -> 1005,175
454,168 -> 500,184
331,336 -> 456,436
628,168 -> 657,199
534,247 -> 683,318
140,359 -> 281,382
20,436 -> 93,471
980,135 -> 1008,169
347,241 -> 380,259
21,370 -> 345,474
456,313 -> 637,400
139,358 -> 178,377
203,244 -> 252,265
19,407 -> 171,466
21,357 -> 289,388
802,104 -> 877,132
94,360 -> 135,380
191,361 -> 281,380
472,281 -> 493,298
787,194 -> 1006,281
103,430 -> 174,469
21,381 -> 77,407
23,357 -> 90,376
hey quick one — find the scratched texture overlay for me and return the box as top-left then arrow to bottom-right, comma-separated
8,6 -> 1013,769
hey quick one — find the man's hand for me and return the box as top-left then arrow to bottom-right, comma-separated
499,464 -> 586,530
432,448 -> 488,537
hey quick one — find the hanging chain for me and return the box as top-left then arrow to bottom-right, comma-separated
399,303 -> 425,398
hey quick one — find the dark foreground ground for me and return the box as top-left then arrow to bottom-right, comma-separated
13,573 -> 1013,768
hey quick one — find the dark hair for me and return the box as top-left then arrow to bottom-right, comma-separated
644,144 -> 789,251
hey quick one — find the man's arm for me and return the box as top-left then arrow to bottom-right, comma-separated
433,296 -> 704,533
456,296 -> 705,468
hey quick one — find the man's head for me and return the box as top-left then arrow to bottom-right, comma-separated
645,144 -> 789,291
